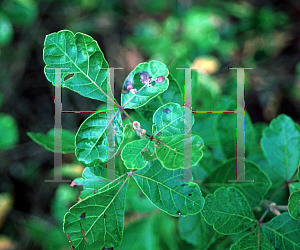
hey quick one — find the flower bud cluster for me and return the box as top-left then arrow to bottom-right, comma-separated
132,121 -> 146,139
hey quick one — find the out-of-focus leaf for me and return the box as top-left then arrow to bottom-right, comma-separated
0,113 -> 19,150
178,212 -> 217,247
0,11 -> 13,46
261,114 -> 300,181
27,128 -> 75,153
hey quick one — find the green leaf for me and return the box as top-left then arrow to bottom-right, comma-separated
288,190 -> 300,220
202,158 -> 272,208
230,228 -> 274,250
201,187 -> 256,234
215,101 -> 257,159
155,134 -> 204,170
64,178 -> 128,250
75,110 -> 124,167
70,165 -> 121,200
0,113 -> 19,150
262,212 -> 300,250
132,160 -> 204,216
1,0 -> 38,26
27,128 -> 75,154
151,102 -> 203,169
178,212 -> 217,248
43,30 -> 110,102
289,182 -> 300,194
0,11 -> 13,46
152,102 -> 194,136
117,216 -> 160,250
261,114 -> 300,181
121,60 -> 169,109
125,179 -> 157,213
121,139 -> 151,169
135,73 -> 183,121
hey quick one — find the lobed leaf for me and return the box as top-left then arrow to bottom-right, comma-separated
262,212 -> 300,250
121,60 -> 169,109
201,187 -> 256,234
75,110 -> 124,167
70,165 -> 122,200
43,30 -> 110,102
121,139 -> 151,169
27,128 -> 75,153
202,158 -> 272,208
230,228 -> 274,250
261,114 -> 300,181
288,190 -> 300,220
132,160 -> 205,216
64,178 -> 128,250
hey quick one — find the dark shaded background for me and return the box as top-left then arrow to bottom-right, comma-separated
0,0 -> 300,249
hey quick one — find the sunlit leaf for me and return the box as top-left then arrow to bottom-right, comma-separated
121,60 -> 169,109
75,110 -> 124,167
64,178 -> 128,250
121,139 -> 151,169
44,30 -> 110,102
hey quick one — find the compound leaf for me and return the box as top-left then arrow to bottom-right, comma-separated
262,212 -> 300,250
132,160 -> 204,216
27,128 -> 75,153
201,187 -> 256,234
44,30 -> 110,102
121,60 -> 169,109
64,178 -> 128,250
261,114 -> 300,181
75,110 -> 124,167
202,158 -> 272,208
288,190 -> 300,220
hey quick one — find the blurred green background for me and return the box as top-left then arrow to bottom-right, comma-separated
0,0 -> 300,249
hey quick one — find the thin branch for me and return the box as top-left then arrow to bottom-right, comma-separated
259,207 -> 270,223
122,109 -> 133,123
